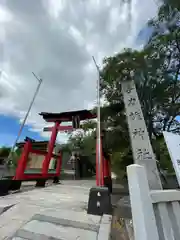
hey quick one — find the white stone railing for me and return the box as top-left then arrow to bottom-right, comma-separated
127,164 -> 180,240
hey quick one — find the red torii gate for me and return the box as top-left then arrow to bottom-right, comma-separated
0,108 -> 112,214
13,110 -> 100,185
39,110 -> 97,178
40,109 -> 111,188
10,108 -> 112,195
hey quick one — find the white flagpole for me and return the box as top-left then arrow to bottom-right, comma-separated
92,56 -> 102,186
7,72 -> 43,164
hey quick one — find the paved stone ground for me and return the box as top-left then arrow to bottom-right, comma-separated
0,180 -> 111,240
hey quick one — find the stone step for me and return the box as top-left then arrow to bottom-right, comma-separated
14,221 -> 97,240
31,209 -> 101,232
11,210 -> 111,240
0,181 -> 112,239
12,209 -> 100,240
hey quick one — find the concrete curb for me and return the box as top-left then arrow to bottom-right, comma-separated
32,212 -> 99,232
98,214 -> 112,240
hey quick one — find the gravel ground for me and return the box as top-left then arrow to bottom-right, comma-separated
111,209 -> 134,240
110,182 -> 134,240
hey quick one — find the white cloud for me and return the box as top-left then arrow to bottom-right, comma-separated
0,0 -> 159,143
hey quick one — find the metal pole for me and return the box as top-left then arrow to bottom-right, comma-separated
74,154 -> 76,180
7,72 -> 43,163
92,56 -> 102,186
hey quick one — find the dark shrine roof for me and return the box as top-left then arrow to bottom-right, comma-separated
39,109 -> 96,122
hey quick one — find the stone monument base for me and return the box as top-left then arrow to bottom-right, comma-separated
53,176 -> 60,184
87,187 -> 112,216
0,179 -> 11,196
104,176 -> 112,193
9,180 -> 22,191
35,179 -> 46,187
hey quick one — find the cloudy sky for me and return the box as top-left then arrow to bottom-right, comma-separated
0,0 -> 159,146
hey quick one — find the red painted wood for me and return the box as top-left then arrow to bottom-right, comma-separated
42,121 -> 60,175
20,173 -> 58,180
100,138 -> 104,186
44,125 -> 73,132
103,158 -> 109,177
14,140 -> 32,180
56,152 -> 62,175
96,138 -> 99,186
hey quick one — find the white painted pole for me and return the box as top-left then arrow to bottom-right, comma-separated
7,72 -> 43,163
92,56 -> 102,186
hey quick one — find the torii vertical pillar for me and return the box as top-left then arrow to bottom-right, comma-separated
14,140 -> 32,180
121,79 -> 162,190
42,121 -> 60,176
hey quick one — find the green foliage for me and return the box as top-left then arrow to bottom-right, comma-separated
0,147 -> 11,158
152,136 -> 174,173
0,146 -> 21,168
11,148 -> 22,167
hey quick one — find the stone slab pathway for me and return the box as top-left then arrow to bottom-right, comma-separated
0,180 -> 111,240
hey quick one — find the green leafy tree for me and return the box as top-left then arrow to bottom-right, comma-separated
147,0 -> 180,132
0,147 -> 11,158
0,146 -> 21,167
100,46 -> 179,176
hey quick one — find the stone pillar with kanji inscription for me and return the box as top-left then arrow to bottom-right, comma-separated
121,79 -> 162,190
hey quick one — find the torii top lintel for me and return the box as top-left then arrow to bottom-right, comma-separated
39,109 -> 96,123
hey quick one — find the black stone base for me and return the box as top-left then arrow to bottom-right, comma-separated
9,180 -> 22,191
35,179 -> 46,187
87,187 -> 112,216
53,176 -> 60,184
0,179 -> 11,196
104,176 -> 112,193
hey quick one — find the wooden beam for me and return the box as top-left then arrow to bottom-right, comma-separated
43,125 -> 73,132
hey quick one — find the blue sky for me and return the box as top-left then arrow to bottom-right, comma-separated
176,116 -> 180,121
0,115 -> 47,147
136,26 -> 154,44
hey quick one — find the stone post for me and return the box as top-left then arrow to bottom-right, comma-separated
121,79 -> 162,190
